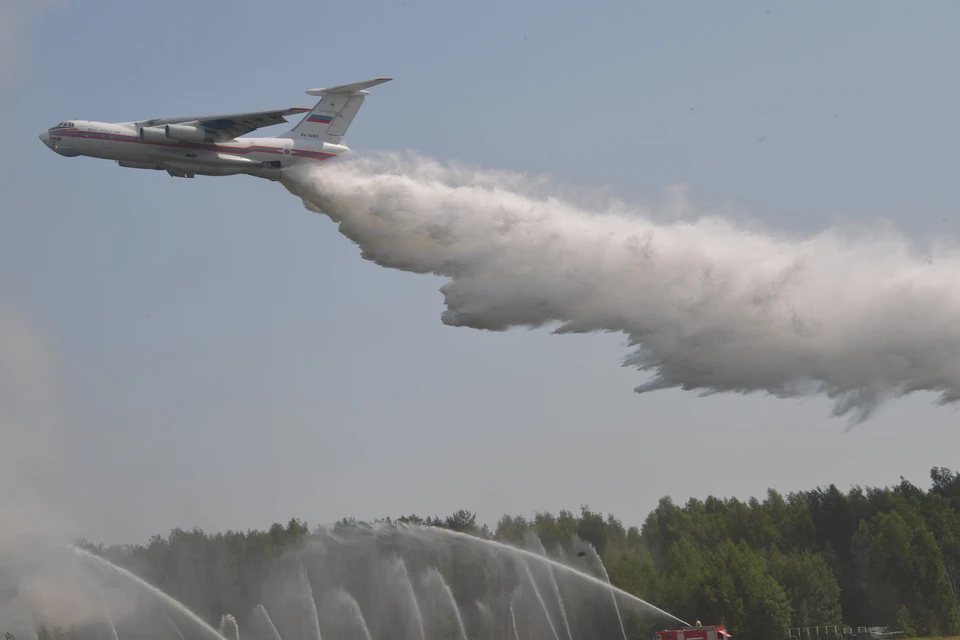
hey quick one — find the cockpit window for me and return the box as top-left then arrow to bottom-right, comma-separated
52,121 -> 74,129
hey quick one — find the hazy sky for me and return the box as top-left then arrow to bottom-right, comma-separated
2,0 -> 959,546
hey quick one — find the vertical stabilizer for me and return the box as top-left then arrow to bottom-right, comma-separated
284,78 -> 391,144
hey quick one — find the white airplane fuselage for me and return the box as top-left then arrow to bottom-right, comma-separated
38,120 -> 345,181
38,78 -> 392,181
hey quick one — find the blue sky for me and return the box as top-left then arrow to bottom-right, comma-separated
2,0 -> 959,545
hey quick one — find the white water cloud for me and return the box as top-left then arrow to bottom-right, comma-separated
282,151 -> 960,425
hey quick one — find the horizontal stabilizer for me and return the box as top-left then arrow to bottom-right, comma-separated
305,78 -> 392,96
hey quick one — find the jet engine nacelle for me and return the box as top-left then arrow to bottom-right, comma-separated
164,124 -> 213,143
137,124 -> 213,143
138,126 -> 168,143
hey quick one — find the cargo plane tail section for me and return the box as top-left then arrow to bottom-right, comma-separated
283,78 -> 392,145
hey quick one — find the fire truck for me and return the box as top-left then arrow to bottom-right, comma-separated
656,625 -> 733,640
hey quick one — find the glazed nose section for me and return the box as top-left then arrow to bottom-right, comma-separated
39,130 -> 50,146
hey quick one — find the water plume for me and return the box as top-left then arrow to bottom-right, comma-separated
282,152 -> 960,424
218,614 -> 239,640
575,539 -> 628,640
3,523 -> 686,640
410,523 -> 688,626
520,559 -> 561,640
421,568 -> 468,640
318,589 -> 373,640
70,548 -> 226,640
475,601 -> 492,640
393,558 -> 426,640
243,605 -> 281,640
99,588 -> 119,640
165,615 -> 187,640
526,533 -> 572,640
260,562 -> 322,640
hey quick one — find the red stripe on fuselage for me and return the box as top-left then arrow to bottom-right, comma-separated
51,129 -> 334,160
291,150 -> 337,158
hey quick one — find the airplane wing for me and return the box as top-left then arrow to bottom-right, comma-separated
137,107 -> 312,141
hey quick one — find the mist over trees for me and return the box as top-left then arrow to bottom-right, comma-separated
73,467 -> 960,640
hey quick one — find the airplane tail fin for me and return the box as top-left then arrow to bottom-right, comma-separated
283,78 -> 391,145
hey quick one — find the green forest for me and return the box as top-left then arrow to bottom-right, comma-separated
75,467 -> 960,640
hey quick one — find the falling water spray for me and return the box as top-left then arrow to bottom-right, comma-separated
70,547 -> 227,640
282,153 -> 960,424
577,539 -> 629,640
527,533 -> 573,640
218,614 -> 239,640
424,568 -> 469,640
406,524 -> 690,626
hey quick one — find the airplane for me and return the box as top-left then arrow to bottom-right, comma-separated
37,78 -> 392,181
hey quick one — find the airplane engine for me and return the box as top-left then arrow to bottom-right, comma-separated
138,126 -> 168,143
164,124 -> 213,143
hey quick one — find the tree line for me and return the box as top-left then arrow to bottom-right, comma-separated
73,467 -> 960,640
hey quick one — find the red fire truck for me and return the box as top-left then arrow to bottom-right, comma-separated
656,625 -> 733,640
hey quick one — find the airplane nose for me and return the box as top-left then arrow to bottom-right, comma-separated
39,131 -> 49,145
